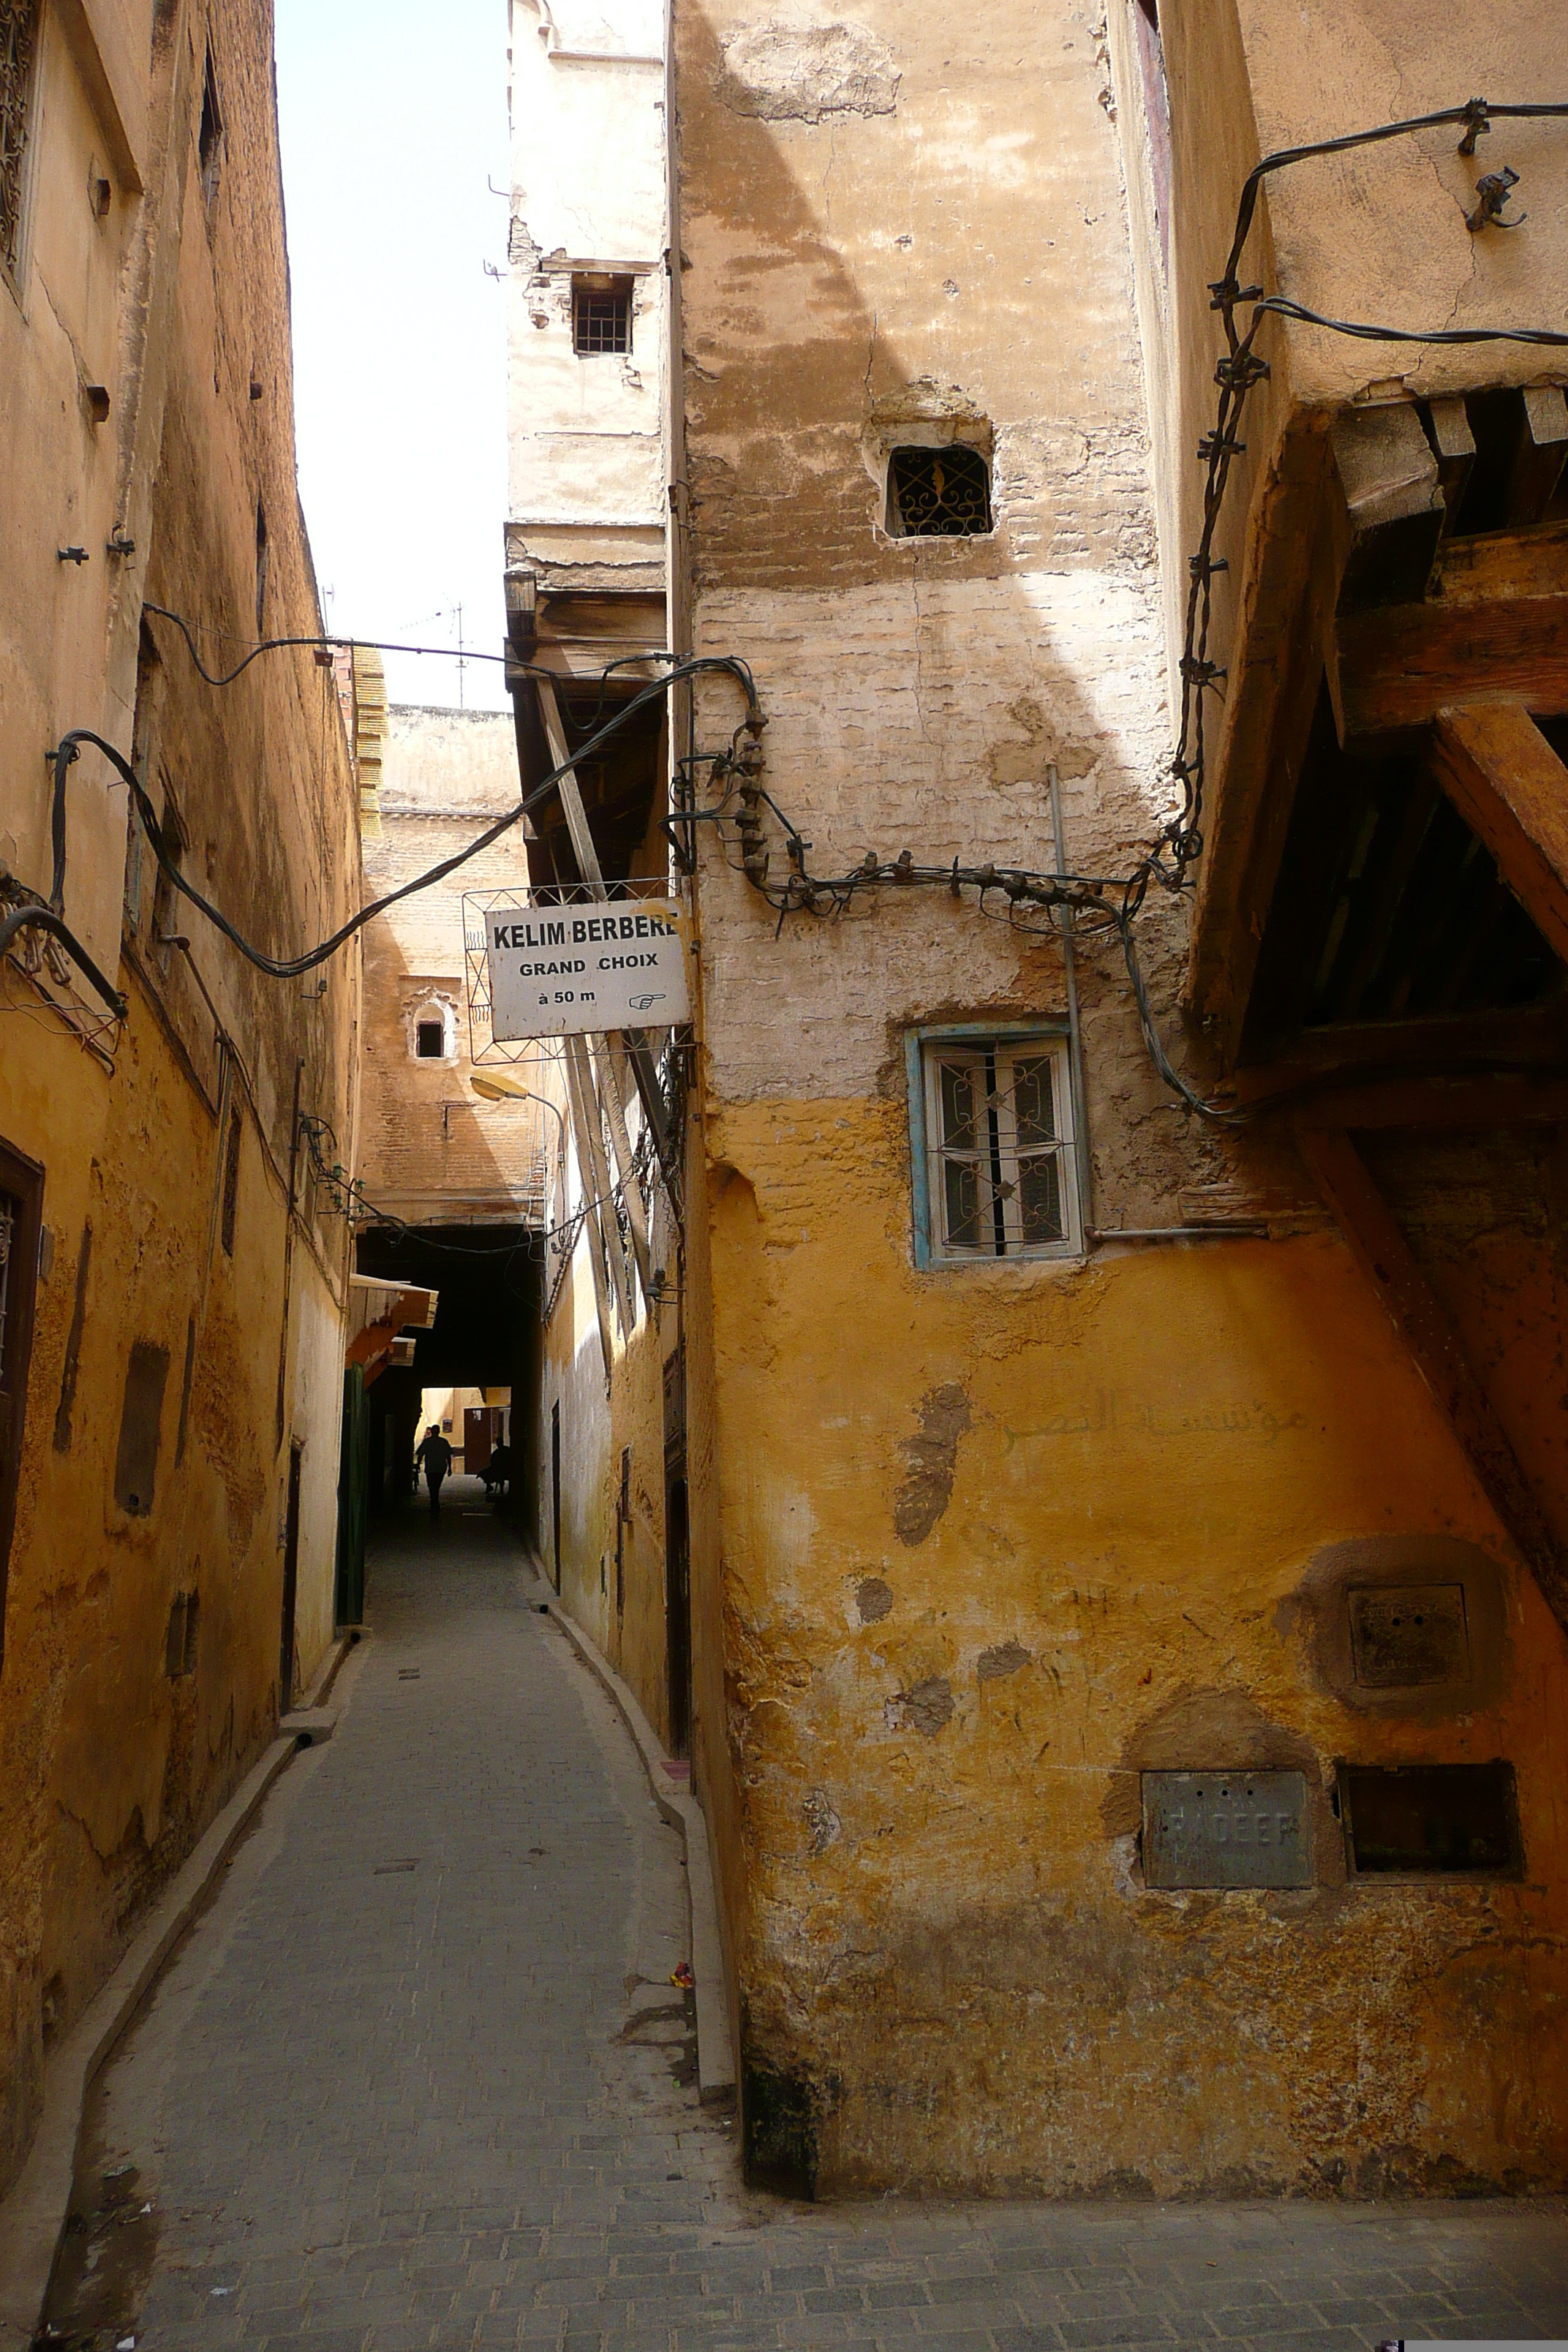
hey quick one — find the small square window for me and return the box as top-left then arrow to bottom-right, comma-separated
887,443 -> 992,538
909,1030 -> 1081,1264
415,1020 -> 445,1059
573,274 -> 633,357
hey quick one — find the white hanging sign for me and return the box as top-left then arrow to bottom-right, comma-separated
483,902 -> 690,1039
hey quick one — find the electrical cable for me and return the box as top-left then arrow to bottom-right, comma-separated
24,655 -> 757,1018
12,98 -> 1564,1117
688,94 -> 1568,1117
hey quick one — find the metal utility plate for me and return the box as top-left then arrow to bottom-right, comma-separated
1348,1582 -> 1469,1688
1142,1769 -> 1312,1890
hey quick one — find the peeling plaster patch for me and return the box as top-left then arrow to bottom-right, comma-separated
802,1789 -> 842,1852
893,1676 -> 954,1737
987,693 -> 1099,791
976,1640 -> 1030,1682
856,1577 -> 892,1624
892,1382 -> 971,1545
714,22 -> 900,126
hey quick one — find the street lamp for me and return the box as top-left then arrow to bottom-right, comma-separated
468,1068 -> 566,1150
469,1071 -> 569,1231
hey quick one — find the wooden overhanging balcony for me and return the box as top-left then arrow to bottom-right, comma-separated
1191,383 -> 1568,1107
345,1277 -> 440,1389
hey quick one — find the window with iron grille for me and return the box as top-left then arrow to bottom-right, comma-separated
887,443 -> 993,538
909,1030 -> 1080,1263
1,0 -> 39,287
573,274 -> 633,357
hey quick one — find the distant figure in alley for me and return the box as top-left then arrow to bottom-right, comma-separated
415,1425 -> 454,1518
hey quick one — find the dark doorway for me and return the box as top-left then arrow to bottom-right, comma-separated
279,1441 -> 302,1714
0,1138 -> 43,1664
464,1405 -> 497,1476
335,1366 -> 369,1629
550,1401 -> 562,1591
663,1347 -> 690,1757
665,1479 -> 691,1758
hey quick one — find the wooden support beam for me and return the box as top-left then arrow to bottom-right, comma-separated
537,670 -> 680,1199
344,1289 -> 436,1376
1296,1125 -> 1568,1635
505,569 -> 537,655
535,674 -> 604,892
1509,385 -> 1568,524
1232,1000 -> 1568,1104
1338,594 -> 1568,735
1329,401 -> 1446,613
1336,524 -> 1568,735
1429,702 -> 1568,968
565,1031 -> 636,1338
561,1035 -> 619,1382
1287,1076 -> 1568,1131
1428,393 -> 1475,527
592,1034 -> 654,1298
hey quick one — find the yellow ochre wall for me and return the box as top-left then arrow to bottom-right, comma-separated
704,1093 -> 1568,2194
0,0 -> 360,2198
669,0 -> 1568,2193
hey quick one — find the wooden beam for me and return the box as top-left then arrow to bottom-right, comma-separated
1296,1125 -> 1568,1635
1438,518 -> 1568,606
344,1289 -> 436,1376
1188,420 -> 1335,1048
565,1031 -> 636,1337
1428,702 -> 1568,967
1509,386 -> 1568,524
591,1033 -> 654,1298
535,674 -> 606,892
560,1035 -> 619,1382
1428,393 -> 1475,527
1338,595 -> 1568,735
535,674 -> 679,1191
1288,1077 -> 1568,1131
1328,402 -> 1446,612
1232,999 -> 1568,1104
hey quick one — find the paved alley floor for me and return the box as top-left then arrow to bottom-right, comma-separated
45,1490 -> 1568,2352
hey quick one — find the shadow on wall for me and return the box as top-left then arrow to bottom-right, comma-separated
675,0 -> 1221,2203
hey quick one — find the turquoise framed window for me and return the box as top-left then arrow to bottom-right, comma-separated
906,1022 -> 1082,1267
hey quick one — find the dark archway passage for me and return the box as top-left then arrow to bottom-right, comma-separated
355,1224 -> 543,1530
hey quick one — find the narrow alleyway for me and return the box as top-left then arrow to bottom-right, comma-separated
45,1498 -> 1568,2352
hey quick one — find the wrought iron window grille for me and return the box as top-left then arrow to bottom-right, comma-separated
913,1033 -> 1080,1262
573,276 -> 633,356
1,0 -> 40,285
887,443 -> 993,538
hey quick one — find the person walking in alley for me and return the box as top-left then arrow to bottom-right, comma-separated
415,1423 -> 454,1518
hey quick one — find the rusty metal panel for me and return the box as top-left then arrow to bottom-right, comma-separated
1142,1770 -> 1313,1890
1348,1583 -> 1469,1687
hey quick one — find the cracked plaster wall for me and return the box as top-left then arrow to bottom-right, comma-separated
674,0 -> 1568,2193
0,0 -> 360,2202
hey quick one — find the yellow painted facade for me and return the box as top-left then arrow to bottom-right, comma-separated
664,0 -> 1568,2195
508,0 -> 1568,2195
0,0 -> 360,2197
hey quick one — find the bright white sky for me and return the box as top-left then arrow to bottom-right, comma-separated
274,1 -> 512,712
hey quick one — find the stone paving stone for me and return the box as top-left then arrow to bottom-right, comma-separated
60,1499 -> 1568,2352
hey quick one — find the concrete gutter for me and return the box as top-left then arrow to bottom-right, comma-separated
529,1567 -> 736,2105
0,1630 -> 360,2348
